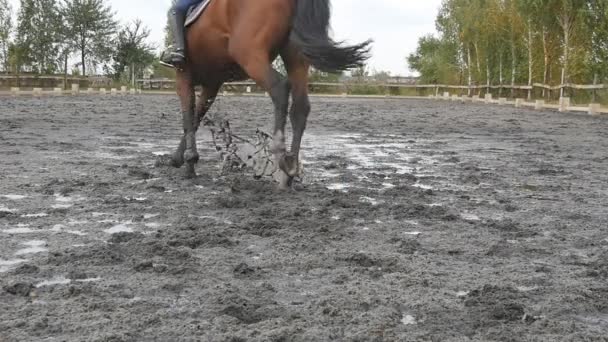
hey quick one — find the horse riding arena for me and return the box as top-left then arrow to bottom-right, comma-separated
1,94 -> 607,341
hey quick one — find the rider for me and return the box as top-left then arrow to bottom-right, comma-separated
161,0 -> 203,67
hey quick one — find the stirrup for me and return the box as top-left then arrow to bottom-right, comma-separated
160,50 -> 186,69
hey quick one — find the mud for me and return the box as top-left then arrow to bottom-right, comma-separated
1,95 -> 608,341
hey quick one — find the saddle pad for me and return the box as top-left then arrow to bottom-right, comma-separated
185,0 -> 212,27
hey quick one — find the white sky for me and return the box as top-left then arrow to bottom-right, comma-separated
8,0 -> 442,75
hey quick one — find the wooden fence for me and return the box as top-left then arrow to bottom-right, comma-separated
135,78 -> 607,99
1,75 -> 606,116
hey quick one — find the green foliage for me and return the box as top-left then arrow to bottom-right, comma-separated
164,0 -> 177,48
16,0 -> 64,74
0,0 -> 11,71
407,35 -> 459,84
112,20 -> 155,84
410,0 -> 608,86
62,0 -> 118,76
586,0 -> 608,79
151,60 -> 176,80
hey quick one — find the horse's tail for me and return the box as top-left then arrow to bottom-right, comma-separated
290,0 -> 371,73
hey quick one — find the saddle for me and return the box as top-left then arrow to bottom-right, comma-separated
185,0 -> 212,27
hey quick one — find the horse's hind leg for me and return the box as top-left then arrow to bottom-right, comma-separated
171,85 -> 220,169
231,50 -> 292,188
282,47 -> 311,182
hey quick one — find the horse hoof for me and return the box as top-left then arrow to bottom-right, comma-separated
169,153 -> 184,169
276,172 -> 293,190
184,165 -> 197,179
184,150 -> 200,164
279,154 -> 299,177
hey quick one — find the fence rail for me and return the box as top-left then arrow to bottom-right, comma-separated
134,78 -> 608,91
1,82 -> 606,116
1,74 -> 605,93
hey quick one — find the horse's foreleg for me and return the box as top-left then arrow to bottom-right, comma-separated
175,72 -> 197,179
171,86 -> 219,168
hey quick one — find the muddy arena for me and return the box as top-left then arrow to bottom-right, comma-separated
1,95 -> 608,341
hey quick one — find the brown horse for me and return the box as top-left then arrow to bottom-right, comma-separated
169,0 -> 371,188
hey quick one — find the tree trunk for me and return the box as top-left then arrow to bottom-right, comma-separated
467,46 -> 473,96
81,50 -> 86,76
511,36 -> 516,98
527,19 -> 533,101
542,27 -> 548,98
474,42 -> 482,89
64,52 -> 68,90
81,35 -> 87,76
486,56 -> 491,95
499,54 -> 504,97
593,73 -> 598,103
562,24 -> 569,98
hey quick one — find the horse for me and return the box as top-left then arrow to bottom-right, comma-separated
169,0 -> 371,189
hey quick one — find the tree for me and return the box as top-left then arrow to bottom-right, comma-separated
351,65 -> 369,81
16,0 -> 63,73
62,0 -> 118,76
407,35 -> 459,84
412,0 -> 600,92
0,0 -> 11,71
586,0 -> 608,81
7,43 -> 26,74
372,70 -> 391,82
112,19 -> 155,86
554,0 -> 587,89
164,0 -> 177,48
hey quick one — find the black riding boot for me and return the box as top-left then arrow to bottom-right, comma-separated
161,9 -> 187,67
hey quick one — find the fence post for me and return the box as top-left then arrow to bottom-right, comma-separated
588,103 -> 601,116
71,83 -> 80,95
535,100 -> 544,110
559,97 -> 570,112
100,88 -> 107,95
484,93 -> 492,104
515,98 -> 524,108
33,88 -> 43,96
53,87 -> 63,96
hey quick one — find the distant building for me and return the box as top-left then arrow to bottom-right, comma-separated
386,76 -> 418,85
339,74 -> 419,84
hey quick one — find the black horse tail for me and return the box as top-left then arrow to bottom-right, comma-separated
290,0 -> 372,73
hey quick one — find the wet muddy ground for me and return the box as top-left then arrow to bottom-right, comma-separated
1,95 -> 608,341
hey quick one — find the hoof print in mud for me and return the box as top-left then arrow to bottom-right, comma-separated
109,232 -> 144,244
233,262 -> 259,278
3,282 -> 34,297
12,264 -> 40,275
464,285 -> 529,323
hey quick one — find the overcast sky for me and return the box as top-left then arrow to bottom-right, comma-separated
8,0 -> 442,75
